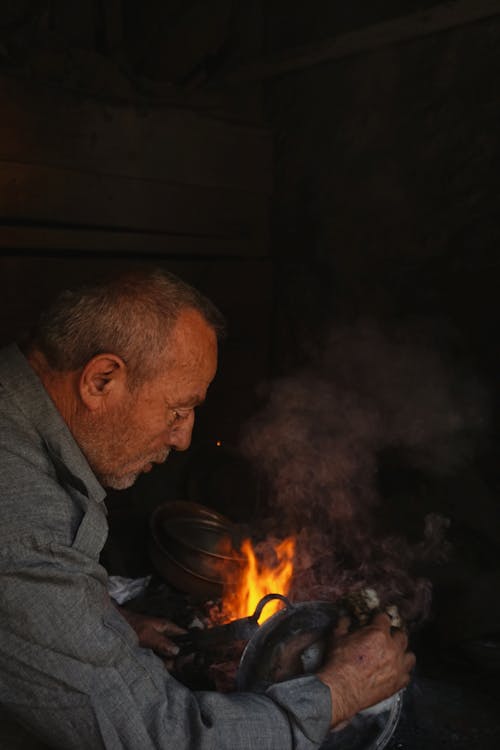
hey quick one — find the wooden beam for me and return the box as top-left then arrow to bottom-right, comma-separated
0,224 -> 265,257
0,161 -> 269,246
220,0 -> 500,83
0,75 -> 273,193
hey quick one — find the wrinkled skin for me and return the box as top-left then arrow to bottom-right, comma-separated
118,607 -> 186,670
72,308 -> 218,490
317,613 -> 415,727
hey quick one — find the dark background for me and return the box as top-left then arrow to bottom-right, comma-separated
0,2 -> 499,747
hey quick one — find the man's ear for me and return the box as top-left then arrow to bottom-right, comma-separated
79,354 -> 128,412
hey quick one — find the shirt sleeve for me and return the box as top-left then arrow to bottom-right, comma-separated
0,521 -> 331,750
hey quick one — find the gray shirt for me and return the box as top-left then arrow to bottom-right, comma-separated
0,344 -> 332,750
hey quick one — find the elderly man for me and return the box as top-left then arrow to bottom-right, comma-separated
0,270 -> 414,749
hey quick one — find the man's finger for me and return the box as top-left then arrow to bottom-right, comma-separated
150,618 -> 187,636
391,627 -> 409,651
404,651 -> 416,671
333,616 -> 351,638
152,635 -> 180,657
370,612 -> 393,630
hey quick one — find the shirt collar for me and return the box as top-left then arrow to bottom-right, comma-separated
0,343 -> 106,504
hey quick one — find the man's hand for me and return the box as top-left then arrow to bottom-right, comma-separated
316,613 -> 415,728
118,606 -> 186,670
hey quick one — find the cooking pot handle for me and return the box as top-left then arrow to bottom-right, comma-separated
173,593 -> 293,654
251,593 -> 292,623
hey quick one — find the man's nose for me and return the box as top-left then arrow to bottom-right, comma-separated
168,412 -> 195,451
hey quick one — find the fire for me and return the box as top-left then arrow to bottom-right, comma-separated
220,537 -> 295,624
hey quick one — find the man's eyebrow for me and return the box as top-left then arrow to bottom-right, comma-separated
174,394 -> 205,408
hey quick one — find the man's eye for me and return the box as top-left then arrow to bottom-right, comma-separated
171,408 -> 192,421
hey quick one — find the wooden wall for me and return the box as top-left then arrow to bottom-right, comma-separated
0,74 -> 272,256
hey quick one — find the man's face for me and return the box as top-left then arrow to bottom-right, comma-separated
77,309 -> 218,490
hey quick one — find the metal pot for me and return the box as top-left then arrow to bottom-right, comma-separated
237,597 -> 403,750
148,501 -> 244,599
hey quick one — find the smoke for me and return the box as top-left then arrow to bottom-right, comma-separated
239,319 -> 489,623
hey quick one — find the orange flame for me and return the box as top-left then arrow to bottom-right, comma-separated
220,537 -> 295,624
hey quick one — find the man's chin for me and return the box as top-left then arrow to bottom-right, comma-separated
97,451 -> 170,490
99,453 -> 170,490
101,471 -> 141,491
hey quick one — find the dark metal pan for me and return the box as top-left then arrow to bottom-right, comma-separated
148,501 -> 244,599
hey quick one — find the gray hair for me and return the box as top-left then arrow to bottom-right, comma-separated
29,269 -> 226,387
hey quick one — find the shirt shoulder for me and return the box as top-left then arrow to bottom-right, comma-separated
0,392 -> 83,548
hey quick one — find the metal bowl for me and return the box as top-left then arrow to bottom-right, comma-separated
237,599 -> 403,750
148,501 -> 244,600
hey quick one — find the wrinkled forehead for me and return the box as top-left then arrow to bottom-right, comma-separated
153,309 -> 218,397
168,309 -> 217,369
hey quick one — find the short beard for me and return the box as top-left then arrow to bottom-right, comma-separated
99,448 -> 171,490
100,469 -> 140,491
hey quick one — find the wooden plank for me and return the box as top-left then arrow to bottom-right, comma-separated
0,75 -> 273,192
221,0 -> 500,82
0,225 -> 264,257
0,161 -> 269,244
